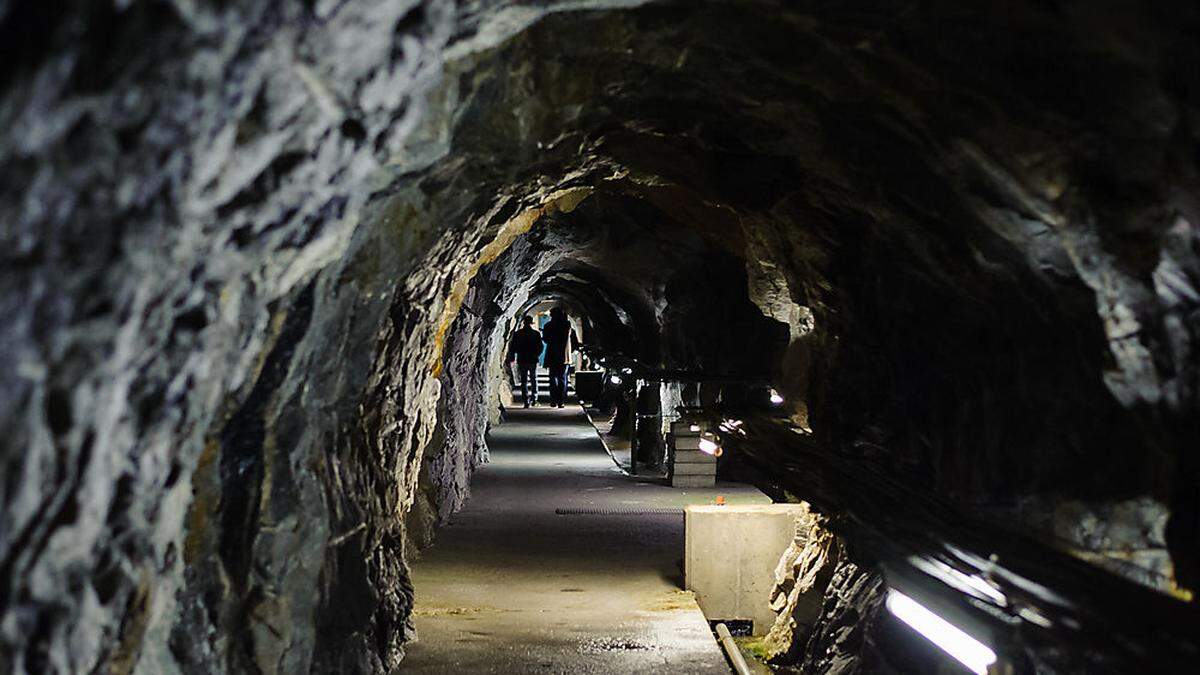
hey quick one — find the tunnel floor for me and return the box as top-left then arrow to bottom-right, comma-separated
401,406 -> 769,673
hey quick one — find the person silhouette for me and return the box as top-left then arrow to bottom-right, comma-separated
507,315 -> 543,407
541,307 -> 579,408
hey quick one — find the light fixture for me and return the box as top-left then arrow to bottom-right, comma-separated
768,388 -> 784,405
609,374 -> 623,385
885,589 -> 997,675
689,424 -> 701,433
621,367 -> 633,375
907,554 -> 1007,608
717,419 -> 746,436
698,437 -> 721,456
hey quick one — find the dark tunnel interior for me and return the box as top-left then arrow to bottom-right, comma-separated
2,1 -> 1199,673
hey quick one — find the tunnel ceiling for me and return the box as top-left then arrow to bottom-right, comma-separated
2,0 -> 1199,673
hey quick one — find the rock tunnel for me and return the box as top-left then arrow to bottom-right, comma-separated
2,0 -> 1199,672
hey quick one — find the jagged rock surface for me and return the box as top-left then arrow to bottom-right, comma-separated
2,1 -> 1199,673
763,505 -> 834,665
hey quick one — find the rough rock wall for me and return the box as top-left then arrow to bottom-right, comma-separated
408,2 -> 1200,666
755,508 -> 890,674
4,1 -> 1200,673
0,0 -> 462,671
0,0 -> 617,672
367,0 -> 1200,662
763,505 -> 834,665
0,0 -> 699,666
760,509 -> 899,675
400,186 -> 597,542
418,0 -> 1200,590
794,557 -> 889,675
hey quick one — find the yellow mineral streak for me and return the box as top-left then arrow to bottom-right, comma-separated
430,186 -> 592,377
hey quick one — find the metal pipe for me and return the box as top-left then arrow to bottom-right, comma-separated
715,623 -> 753,675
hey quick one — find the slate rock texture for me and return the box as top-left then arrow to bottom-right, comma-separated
2,1 -> 1200,673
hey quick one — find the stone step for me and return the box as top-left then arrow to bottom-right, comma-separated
671,474 -> 717,488
672,462 -> 717,477
674,451 -> 718,465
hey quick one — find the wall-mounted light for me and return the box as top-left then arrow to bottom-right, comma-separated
885,589 -> 997,675
621,367 -> 633,375
609,374 -> 623,385
768,388 -> 785,405
698,437 -> 721,456
717,419 -> 746,437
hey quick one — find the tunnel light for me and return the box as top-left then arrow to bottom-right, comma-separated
886,590 -> 997,675
768,388 -> 785,405
621,367 -> 633,375
956,571 -> 1007,607
718,419 -> 746,436
906,554 -> 1007,608
1018,606 -> 1053,628
698,437 -> 721,456
609,374 -> 623,385
689,424 -> 701,432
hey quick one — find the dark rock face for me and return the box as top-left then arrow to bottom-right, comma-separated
1,0 -> 461,671
2,1 -> 1199,673
793,557 -> 889,675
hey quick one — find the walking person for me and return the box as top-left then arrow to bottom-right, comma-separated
507,316 -> 543,407
541,307 -> 579,408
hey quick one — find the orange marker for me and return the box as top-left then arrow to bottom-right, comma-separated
715,495 -> 726,506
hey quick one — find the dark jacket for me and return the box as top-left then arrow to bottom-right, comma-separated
509,326 -> 543,365
541,319 -> 578,367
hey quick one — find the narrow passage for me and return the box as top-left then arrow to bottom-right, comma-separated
401,407 -> 768,673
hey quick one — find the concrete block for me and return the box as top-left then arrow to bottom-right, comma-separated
674,448 -> 717,463
671,450 -> 716,485
671,421 -> 703,435
672,474 -> 717,488
670,430 -> 718,486
674,435 -> 707,450
672,462 -> 717,477
684,505 -> 809,634
672,454 -> 715,466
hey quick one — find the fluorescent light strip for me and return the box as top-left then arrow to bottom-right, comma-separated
886,589 -> 997,675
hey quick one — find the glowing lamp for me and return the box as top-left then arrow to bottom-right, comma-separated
769,388 -> 785,405
609,374 -> 623,385
698,438 -> 721,456
885,589 -> 997,675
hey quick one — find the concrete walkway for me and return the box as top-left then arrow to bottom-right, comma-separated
401,406 -> 769,673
